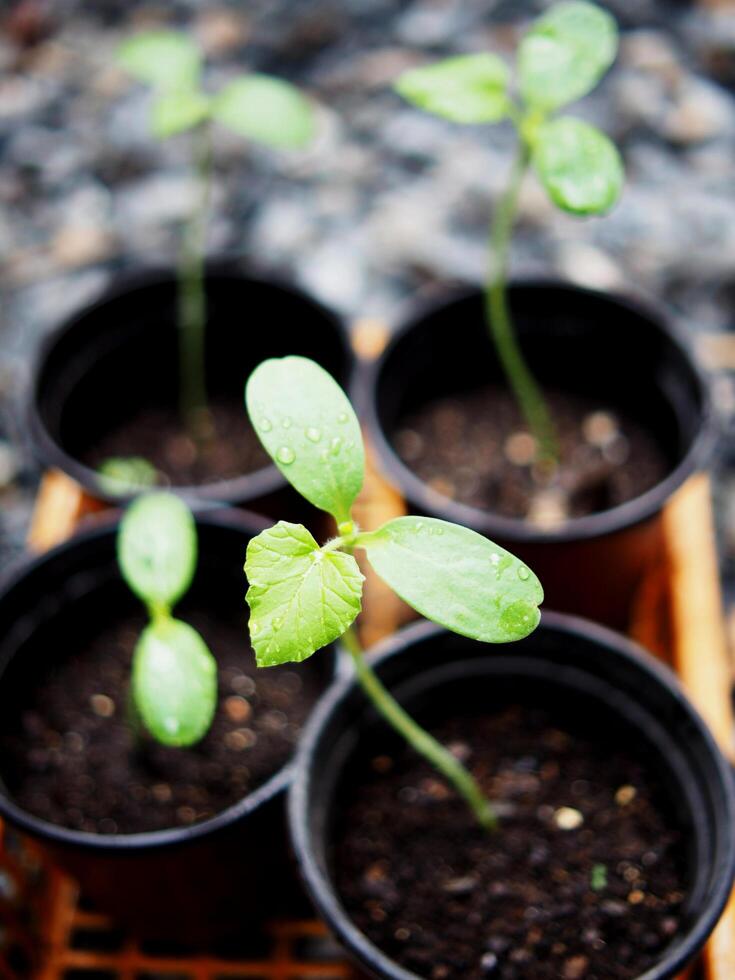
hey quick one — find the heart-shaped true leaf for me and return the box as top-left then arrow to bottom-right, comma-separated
245,522 -> 363,667
152,89 -> 210,138
246,356 -> 364,525
533,116 -> 624,215
394,54 -> 510,124
361,517 -> 543,643
118,492 -> 197,613
211,75 -> 316,148
132,618 -> 217,747
519,2 -> 618,111
118,31 -> 201,92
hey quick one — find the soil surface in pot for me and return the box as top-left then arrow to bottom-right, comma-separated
393,387 -> 668,526
85,399 -> 269,487
0,607 -> 323,834
335,705 -> 687,980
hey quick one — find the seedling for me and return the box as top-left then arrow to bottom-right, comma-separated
118,492 -> 216,747
98,456 -> 158,496
244,356 -> 543,829
118,30 -> 316,443
394,1 -> 624,465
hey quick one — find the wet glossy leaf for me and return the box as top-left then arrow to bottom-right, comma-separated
533,116 -> 624,214
211,75 -> 316,147
118,31 -> 201,92
152,89 -> 210,138
245,522 -> 363,667
245,356 -> 364,525
132,618 -> 216,746
118,492 -> 197,612
361,517 -> 543,643
519,2 -> 618,110
394,54 -> 510,124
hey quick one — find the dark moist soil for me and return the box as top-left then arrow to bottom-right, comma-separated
85,399 -> 269,487
393,387 -> 668,523
335,706 -> 688,980
0,608 -> 323,834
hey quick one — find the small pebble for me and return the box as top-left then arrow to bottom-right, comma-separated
554,806 -> 584,830
230,674 -> 256,697
527,488 -> 569,529
480,952 -> 499,974
442,875 -> 477,895
152,783 -> 172,803
615,785 -> 637,806
90,694 -> 115,718
224,695 -> 251,723
628,889 -> 646,905
395,927 -> 411,941
504,431 -> 537,466
225,728 -> 257,751
562,954 -> 589,979
583,411 -> 619,448
177,806 -> 197,824
371,755 -> 393,773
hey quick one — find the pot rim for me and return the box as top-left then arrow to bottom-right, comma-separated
289,613 -> 735,980
361,278 -> 715,545
0,507 -> 309,854
27,262 -> 353,506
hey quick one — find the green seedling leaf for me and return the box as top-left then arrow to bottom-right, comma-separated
152,89 -> 211,138
211,75 -> 316,148
590,863 -> 608,892
519,1 -> 618,111
246,356 -> 364,526
98,456 -> 158,495
118,31 -> 201,92
118,492 -> 197,613
245,521 -> 363,667
132,617 -> 217,747
394,54 -> 510,124
533,116 -> 623,214
361,517 -> 542,643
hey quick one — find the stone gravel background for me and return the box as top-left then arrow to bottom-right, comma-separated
1,0 -> 735,595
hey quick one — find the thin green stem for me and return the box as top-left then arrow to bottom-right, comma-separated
487,142 -> 558,465
341,624 -> 498,831
178,120 -> 213,443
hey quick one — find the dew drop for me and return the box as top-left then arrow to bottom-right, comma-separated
250,621 -> 260,635
329,436 -> 342,455
259,417 -> 272,433
272,617 -> 283,633
518,565 -> 531,581
305,427 -> 322,443
276,446 -> 295,465
281,416 -> 293,429
337,412 -> 349,424
164,717 -> 180,735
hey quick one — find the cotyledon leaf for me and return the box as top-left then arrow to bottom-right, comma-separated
118,492 -> 197,613
360,517 -> 543,643
211,75 -> 316,148
132,617 -> 217,747
245,356 -> 364,526
117,31 -> 201,92
245,521 -> 364,667
394,53 -> 510,124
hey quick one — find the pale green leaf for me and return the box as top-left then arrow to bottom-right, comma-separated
246,356 -> 364,526
533,116 -> 624,214
132,618 -> 217,747
117,31 -> 201,92
245,522 -> 363,667
519,2 -> 618,110
118,492 -> 197,612
152,89 -> 210,138
211,75 -> 316,148
394,54 -> 510,124
361,517 -> 543,643
98,456 -> 158,496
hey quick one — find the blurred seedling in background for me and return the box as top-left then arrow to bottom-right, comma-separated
98,456 -> 159,497
243,356 -> 543,829
118,492 -> 216,747
118,30 -> 317,446
394,1 -> 624,479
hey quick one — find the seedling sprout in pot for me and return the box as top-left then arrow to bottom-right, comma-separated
389,2 -> 663,527
243,357 -> 734,979
0,501 -> 330,936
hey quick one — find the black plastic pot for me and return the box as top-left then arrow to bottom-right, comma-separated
363,282 -> 713,628
290,616 -> 735,980
0,509 -> 332,941
28,265 -> 353,513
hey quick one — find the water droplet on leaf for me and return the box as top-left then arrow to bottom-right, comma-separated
518,565 -> 530,581
330,437 -> 342,455
305,427 -> 322,443
259,418 -> 272,433
276,446 -> 295,465
337,412 -> 349,424
281,416 -> 293,429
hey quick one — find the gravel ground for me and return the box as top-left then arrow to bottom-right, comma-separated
1,0 -> 735,591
